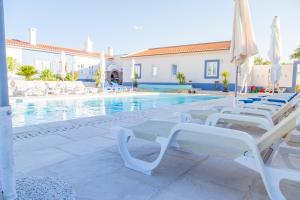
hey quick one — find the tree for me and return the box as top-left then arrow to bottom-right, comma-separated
66,72 -> 79,81
291,46 -> 300,60
16,65 -> 38,80
93,68 -> 102,87
221,71 -> 230,92
40,69 -> 57,81
254,57 -> 271,65
176,72 -> 186,85
6,57 -> 19,72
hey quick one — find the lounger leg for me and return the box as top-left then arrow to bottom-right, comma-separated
114,127 -> 171,175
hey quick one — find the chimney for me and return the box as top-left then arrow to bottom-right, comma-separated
29,28 -> 37,45
107,47 -> 113,57
85,36 -> 93,52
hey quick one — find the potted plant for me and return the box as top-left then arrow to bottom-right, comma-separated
132,72 -> 139,88
176,72 -> 186,85
221,71 -> 230,92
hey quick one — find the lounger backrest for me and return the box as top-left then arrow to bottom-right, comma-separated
272,96 -> 298,123
257,108 -> 300,151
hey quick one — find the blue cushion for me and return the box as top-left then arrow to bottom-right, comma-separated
248,97 -> 261,101
239,99 -> 254,103
267,99 -> 286,103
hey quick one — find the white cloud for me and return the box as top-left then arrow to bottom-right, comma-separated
133,25 -> 143,31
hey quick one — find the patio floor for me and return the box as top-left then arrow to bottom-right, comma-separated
12,97 -> 300,200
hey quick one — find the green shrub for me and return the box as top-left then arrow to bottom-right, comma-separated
176,72 -> 186,85
40,69 -> 57,81
66,72 -> 79,81
16,65 -> 38,80
7,57 -> 19,72
93,68 -> 102,87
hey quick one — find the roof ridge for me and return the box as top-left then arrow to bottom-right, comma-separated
148,40 -> 231,50
6,38 -> 100,54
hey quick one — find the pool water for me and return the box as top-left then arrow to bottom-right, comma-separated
12,94 -> 221,127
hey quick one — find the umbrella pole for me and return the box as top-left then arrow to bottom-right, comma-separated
0,0 -> 17,199
235,65 -> 239,98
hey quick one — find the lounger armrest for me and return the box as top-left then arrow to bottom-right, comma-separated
205,113 -> 274,130
220,107 -> 273,123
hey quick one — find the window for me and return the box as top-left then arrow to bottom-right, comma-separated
78,64 -> 84,74
204,60 -> 220,79
134,64 -> 142,79
152,66 -> 158,77
172,64 -> 177,76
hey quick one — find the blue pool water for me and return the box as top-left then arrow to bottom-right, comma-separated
12,94 -> 221,127
138,84 -> 193,92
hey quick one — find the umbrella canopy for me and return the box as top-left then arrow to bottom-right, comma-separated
230,0 -> 258,97
100,51 -> 106,89
239,56 -> 254,93
268,16 -> 282,89
60,51 -> 66,79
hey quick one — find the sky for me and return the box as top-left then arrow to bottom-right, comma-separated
3,0 -> 300,61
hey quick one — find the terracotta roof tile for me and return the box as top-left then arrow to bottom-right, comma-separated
124,41 -> 231,58
6,39 -> 110,58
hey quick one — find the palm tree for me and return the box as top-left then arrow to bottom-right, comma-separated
291,46 -> 300,60
16,65 -> 38,80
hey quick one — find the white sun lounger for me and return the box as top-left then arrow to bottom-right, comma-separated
183,94 -> 299,127
113,109 -> 300,200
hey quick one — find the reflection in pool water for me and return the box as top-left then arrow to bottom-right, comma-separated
12,94 -> 221,127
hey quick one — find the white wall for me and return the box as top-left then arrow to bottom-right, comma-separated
6,46 -> 102,80
6,47 -> 22,65
122,50 -> 235,85
73,56 -> 101,80
251,64 -> 292,88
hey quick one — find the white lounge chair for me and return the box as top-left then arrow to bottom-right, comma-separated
183,93 -> 300,128
113,109 -> 300,200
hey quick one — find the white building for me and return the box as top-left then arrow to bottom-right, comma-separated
121,41 -> 295,91
122,41 -> 237,90
6,28 -> 119,82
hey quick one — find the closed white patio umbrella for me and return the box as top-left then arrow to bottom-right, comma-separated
60,51 -> 67,80
239,56 -> 254,93
100,51 -> 106,90
131,58 -> 135,87
268,16 -> 282,94
230,0 -> 258,99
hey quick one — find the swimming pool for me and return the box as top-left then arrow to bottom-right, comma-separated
11,94 -> 221,127
138,84 -> 193,92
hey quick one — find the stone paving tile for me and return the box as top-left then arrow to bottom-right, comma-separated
56,135 -> 116,156
13,125 -> 44,135
115,151 -> 207,189
150,172 -> 246,200
26,151 -> 124,188
14,134 -> 72,155
15,147 -> 75,174
75,170 -> 158,200
186,156 -> 258,193
57,126 -> 109,141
